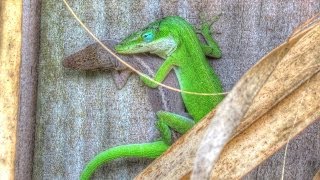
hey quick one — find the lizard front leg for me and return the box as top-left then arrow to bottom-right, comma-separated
139,56 -> 192,145
140,56 -> 176,88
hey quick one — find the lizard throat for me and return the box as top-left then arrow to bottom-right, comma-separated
149,36 -> 177,58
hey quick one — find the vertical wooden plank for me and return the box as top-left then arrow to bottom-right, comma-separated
33,1 -> 158,179
14,0 -> 41,179
0,0 -> 22,180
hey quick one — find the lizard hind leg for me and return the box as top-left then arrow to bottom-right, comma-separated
156,111 -> 195,145
197,17 -> 222,59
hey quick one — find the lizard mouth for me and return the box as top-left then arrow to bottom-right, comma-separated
114,44 -> 126,53
114,43 -> 147,54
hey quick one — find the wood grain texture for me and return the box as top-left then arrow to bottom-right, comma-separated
28,0 -> 319,179
34,1 -> 159,180
0,1 -> 22,180
15,1 -> 41,180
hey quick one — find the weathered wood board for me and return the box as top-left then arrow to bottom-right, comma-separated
0,1 -> 22,180
15,0 -> 319,179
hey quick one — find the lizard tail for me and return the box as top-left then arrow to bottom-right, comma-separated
80,140 -> 169,180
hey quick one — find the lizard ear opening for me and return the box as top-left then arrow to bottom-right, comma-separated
142,31 -> 154,43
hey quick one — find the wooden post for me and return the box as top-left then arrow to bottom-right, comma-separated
0,1 -> 22,180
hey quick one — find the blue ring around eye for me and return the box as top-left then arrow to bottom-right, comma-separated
142,32 -> 154,43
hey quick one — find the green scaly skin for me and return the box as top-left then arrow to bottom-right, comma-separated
81,16 -> 224,179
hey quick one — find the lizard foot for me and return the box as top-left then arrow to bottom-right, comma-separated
196,14 -> 222,36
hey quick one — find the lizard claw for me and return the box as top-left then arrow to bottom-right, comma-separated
207,14 -> 222,27
196,14 -> 222,35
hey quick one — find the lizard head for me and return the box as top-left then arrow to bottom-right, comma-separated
114,19 -> 177,58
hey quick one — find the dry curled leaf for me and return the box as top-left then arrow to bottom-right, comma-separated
135,16 -> 320,180
63,39 -> 185,118
314,170 -> 320,180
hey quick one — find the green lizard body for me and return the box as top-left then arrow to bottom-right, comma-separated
81,16 -> 224,179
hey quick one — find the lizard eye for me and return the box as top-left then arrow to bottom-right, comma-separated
142,32 -> 154,43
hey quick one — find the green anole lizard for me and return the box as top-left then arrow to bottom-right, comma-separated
80,16 -> 224,179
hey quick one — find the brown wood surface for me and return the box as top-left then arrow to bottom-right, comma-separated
15,0 -> 320,179
15,1 -> 41,180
